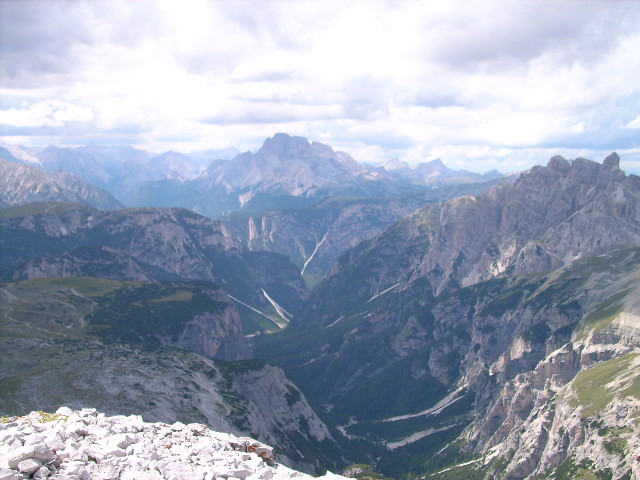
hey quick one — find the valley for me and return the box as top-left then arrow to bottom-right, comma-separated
1,136 -> 639,479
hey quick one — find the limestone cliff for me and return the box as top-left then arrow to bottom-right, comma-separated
0,203 -> 307,331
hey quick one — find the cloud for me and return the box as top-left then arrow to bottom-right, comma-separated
626,115 -> 640,130
0,100 -> 93,127
1,0 -> 639,173
413,2 -> 628,69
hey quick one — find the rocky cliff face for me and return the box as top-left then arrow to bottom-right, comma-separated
0,158 -> 122,210
295,153 -> 640,330
255,154 -> 640,479
258,246 -> 640,478
0,203 -> 307,332
221,179 -> 510,281
0,279 -> 341,473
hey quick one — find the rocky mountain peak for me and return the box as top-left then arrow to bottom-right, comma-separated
547,155 -> 571,173
298,152 -> 640,330
259,133 -> 312,158
309,141 -> 337,157
603,151 -> 620,168
426,158 -> 446,168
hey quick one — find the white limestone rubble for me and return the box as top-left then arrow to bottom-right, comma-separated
0,408 -> 345,480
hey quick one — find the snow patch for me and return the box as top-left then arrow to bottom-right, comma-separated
367,283 -> 399,303
326,316 -> 344,328
227,294 -> 282,330
386,423 -> 460,450
301,231 -> 329,276
381,388 -> 465,423
261,289 -> 292,324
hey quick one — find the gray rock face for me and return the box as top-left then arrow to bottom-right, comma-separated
20,246 -> 153,282
0,203 -> 307,323
0,409 -> 346,480
256,153 -> 640,478
295,153 -> 640,330
0,158 -> 122,210
603,151 -> 620,168
222,179 -> 510,280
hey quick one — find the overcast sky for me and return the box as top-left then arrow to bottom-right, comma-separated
1,0 -> 639,173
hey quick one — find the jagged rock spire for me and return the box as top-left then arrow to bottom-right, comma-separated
603,151 -> 620,168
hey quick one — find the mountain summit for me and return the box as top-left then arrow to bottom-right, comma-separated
130,133 -> 417,218
201,133 -> 379,200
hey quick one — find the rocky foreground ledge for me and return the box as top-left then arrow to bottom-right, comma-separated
0,408 -> 346,480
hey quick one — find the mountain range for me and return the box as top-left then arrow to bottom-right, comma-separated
374,156 -> 503,186
255,152 -> 640,478
1,134 -> 639,479
2,144 -> 238,204
0,157 -> 122,210
0,203 -> 307,335
1,134 -> 505,218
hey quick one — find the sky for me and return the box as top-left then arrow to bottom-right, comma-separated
1,0 -> 639,173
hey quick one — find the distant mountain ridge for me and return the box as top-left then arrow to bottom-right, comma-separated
0,157 -> 122,210
130,133 -> 505,219
2,135 -> 504,219
1,143 -> 238,203
374,157 -> 503,185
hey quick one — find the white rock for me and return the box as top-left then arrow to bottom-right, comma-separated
0,469 -> 22,480
64,459 -> 91,478
103,446 -> 127,458
171,421 -> 186,431
56,406 -> 74,416
121,471 -> 163,480
7,445 -> 35,469
33,465 -> 51,479
18,458 -> 42,475
0,409 -> 347,480
44,432 -> 66,452
108,433 -> 137,449
24,433 -> 45,446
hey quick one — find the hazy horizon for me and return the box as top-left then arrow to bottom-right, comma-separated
1,0 -> 639,174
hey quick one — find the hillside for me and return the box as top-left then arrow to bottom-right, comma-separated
221,178 -> 510,283
254,154 -> 640,479
0,278 -> 342,473
0,203 -> 307,334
